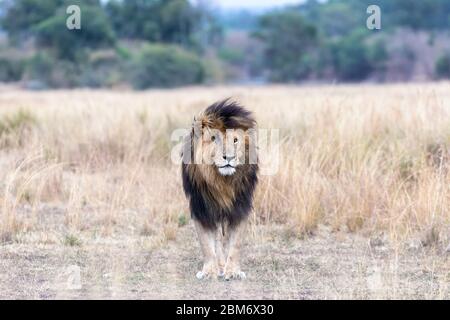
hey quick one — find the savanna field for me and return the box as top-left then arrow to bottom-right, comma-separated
0,83 -> 449,299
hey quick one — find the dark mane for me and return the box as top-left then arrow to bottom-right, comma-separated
203,99 -> 256,130
182,163 -> 258,230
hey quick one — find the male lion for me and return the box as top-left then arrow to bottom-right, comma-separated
181,99 -> 258,280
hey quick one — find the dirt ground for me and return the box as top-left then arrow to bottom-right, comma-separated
1,221 -> 448,300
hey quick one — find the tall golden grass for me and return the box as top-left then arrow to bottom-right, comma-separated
0,83 -> 449,246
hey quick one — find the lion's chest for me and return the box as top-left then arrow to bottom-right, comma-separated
205,180 -> 236,211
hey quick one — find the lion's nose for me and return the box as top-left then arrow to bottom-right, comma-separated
223,155 -> 235,162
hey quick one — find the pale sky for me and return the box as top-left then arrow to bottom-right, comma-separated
213,0 -> 304,9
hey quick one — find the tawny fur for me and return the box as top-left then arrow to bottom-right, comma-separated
181,100 -> 258,280
181,99 -> 258,230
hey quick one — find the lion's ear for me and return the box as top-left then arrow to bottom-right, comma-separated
191,116 -> 202,139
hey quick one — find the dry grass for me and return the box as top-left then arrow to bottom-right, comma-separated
0,83 -> 449,248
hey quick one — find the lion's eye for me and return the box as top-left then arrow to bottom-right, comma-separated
234,138 -> 238,144
211,136 -> 216,142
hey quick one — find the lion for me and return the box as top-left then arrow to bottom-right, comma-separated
181,99 -> 258,280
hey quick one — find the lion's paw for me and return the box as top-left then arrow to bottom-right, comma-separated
196,271 -> 209,280
223,270 -> 246,281
196,262 -> 218,280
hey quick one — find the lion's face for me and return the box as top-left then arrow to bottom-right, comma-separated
195,128 -> 247,176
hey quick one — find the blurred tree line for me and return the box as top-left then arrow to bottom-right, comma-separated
0,0 -> 218,88
0,0 -> 449,88
253,0 -> 450,82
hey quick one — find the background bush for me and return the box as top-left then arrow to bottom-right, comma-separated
0,57 -> 25,82
1,0 -> 450,87
330,30 -> 373,81
435,54 -> 450,79
128,44 -> 205,89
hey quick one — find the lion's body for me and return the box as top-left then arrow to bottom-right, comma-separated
181,100 -> 258,280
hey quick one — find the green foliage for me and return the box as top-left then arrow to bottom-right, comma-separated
252,7 -> 378,82
0,1 -> 105,38
106,0 -> 201,47
218,48 -> 245,66
178,214 -> 188,227
0,1 -> 115,60
330,30 -> 373,81
115,46 -> 132,60
128,44 -> 204,89
105,0 -> 162,42
435,54 -> 450,79
0,0 -> 63,41
367,38 -> 389,65
34,5 -> 116,60
300,0 -> 450,32
26,52 -> 78,88
219,9 -> 258,31
1,0 -> 450,87
159,0 -> 201,46
25,50 -> 123,88
381,0 -> 450,30
0,57 -> 25,82
63,234 -> 82,247
254,11 -> 318,82
367,37 -> 389,79
312,1 -> 362,37
26,52 -> 54,83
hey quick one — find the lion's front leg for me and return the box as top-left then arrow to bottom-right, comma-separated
194,219 -> 218,279
223,220 -> 247,280
215,225 -> 226,277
